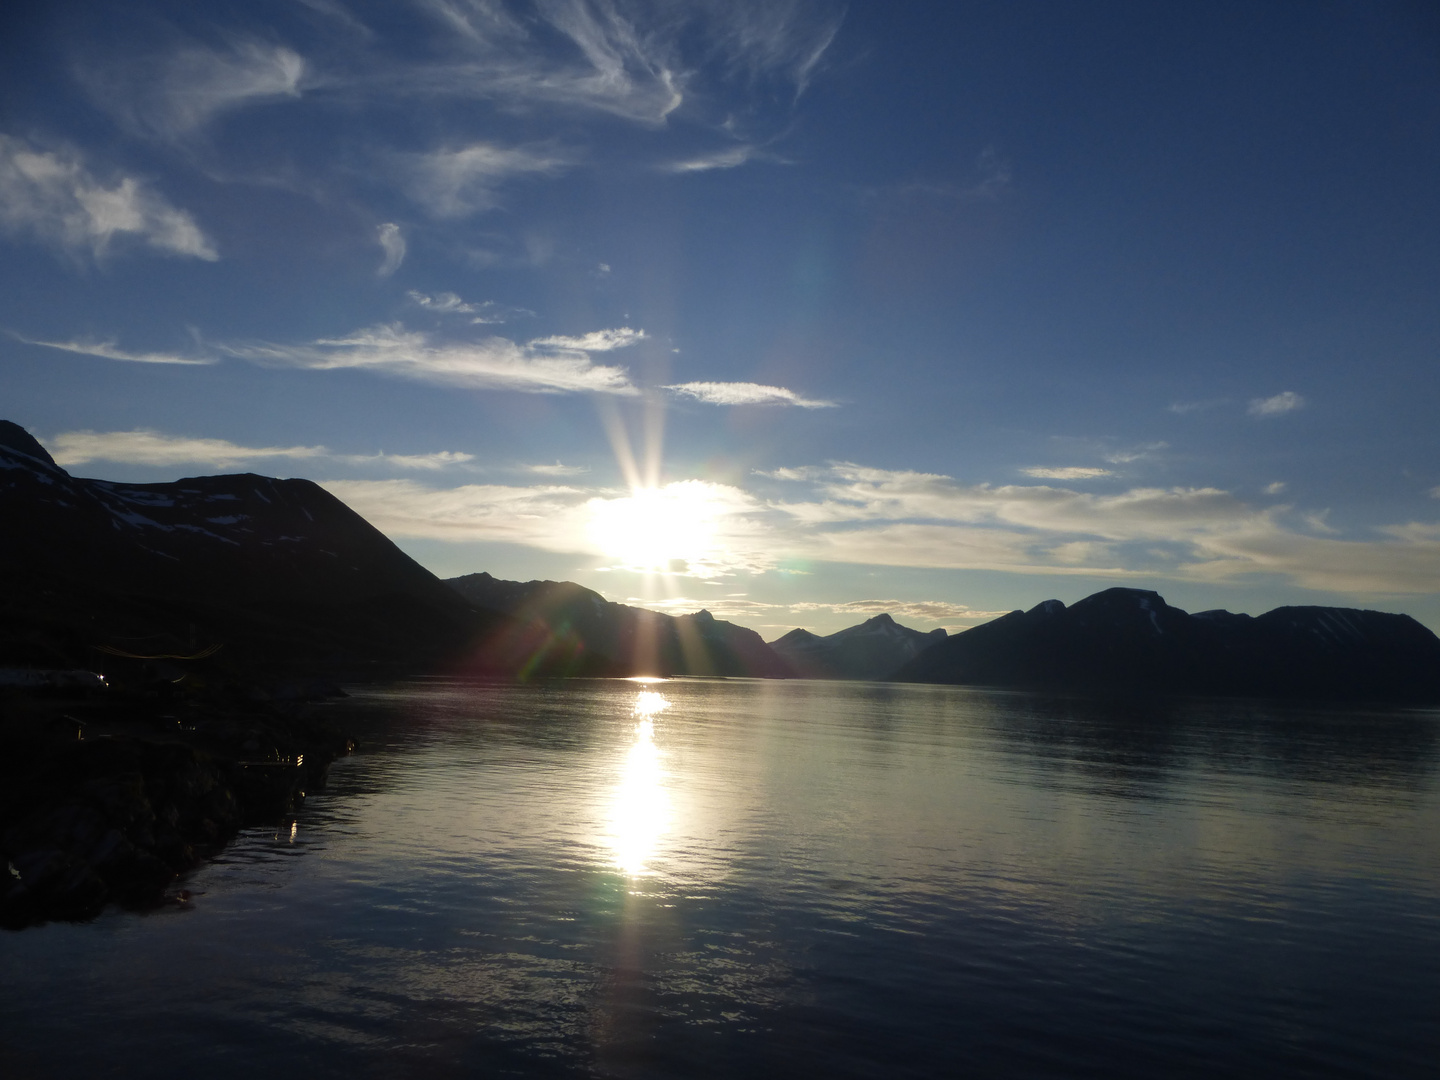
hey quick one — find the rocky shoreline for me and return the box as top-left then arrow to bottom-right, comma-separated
0,677 -> 356,929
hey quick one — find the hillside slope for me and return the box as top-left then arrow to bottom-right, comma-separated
0,421 -> 497,676
448,571 -> 791,678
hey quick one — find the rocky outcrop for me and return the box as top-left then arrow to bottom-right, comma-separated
0,682 -> 354,928
770,613 -> 945,680
892,587 -> 1440,702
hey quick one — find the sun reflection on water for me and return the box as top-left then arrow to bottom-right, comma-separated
606,690 -> 672,876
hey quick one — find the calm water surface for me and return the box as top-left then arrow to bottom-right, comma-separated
3,679 -> 1438,1078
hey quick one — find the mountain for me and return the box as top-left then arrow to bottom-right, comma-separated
892,587 -> 1440,702
447,571 -> 791,678
769,614 -> 946,680
9,419 -> 1436,699
0,421 -> 500,677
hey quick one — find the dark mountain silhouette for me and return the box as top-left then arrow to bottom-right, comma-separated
5,421 -> 1436,698
0,421 -> 501,677
769,613 -> 946,680
447,571 -> 791,678
893,587 -> 1440,702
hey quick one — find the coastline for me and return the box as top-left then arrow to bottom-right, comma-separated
0,676 -> 356,929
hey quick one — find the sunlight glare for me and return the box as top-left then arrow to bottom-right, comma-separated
606,691 -> 673,875
633,690 -> 670,716
588,482 -> 723,574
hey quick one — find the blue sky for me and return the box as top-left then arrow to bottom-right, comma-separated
4,0 -> 1439,636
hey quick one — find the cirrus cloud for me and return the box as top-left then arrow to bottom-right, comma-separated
407,290 -> 531,323
76,38 -> 305,140
48,428 -> 475,471
532,328 -> 645,351
218,322 -> 641,395
1021,466 -> 1113,480
403,142 -> 571,217
19,335 -> 213,366
666,381 -> 836,408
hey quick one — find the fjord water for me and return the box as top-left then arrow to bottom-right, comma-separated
3,680 -> 1438,1078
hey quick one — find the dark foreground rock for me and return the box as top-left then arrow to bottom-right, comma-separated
0,684 -> 354,929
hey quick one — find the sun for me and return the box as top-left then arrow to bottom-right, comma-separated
588,481 -> 723,574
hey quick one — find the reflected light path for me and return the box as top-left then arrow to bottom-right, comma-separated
606,690 -> 673,876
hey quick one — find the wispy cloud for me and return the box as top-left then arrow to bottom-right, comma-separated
699,0 -> 846,99
48,428 -> 476,471
376,223 -> 406,276
900,147 -> 1013,202
776,464 -> 1266,539
77,37 -> 305,139
1181,524 -> 1440,594
404,142 -> 571,217
20,336 -> 213,366
220,322 -> 641,394
1102,441 -> 1167,464
664,145 -> 766,173
765,462 -> 1440,593
1265,481 -> 1287,495
373,451 -> 476,470
754,465 -> 827,481
1249,390 -> 1305,417
408,290 -> 531,323
321,477 -> 598,548
532,328 -> 645,351
294,0 -> 374,39
1021,466 -> 1113,480
1037,436 -> 1166,469
0,135 -> 217,262
666,381 -> 835,408
27,317 -> 644,394
363,0 -> 841,129
51,430 -> 327,468
525,461 -> 590,476
410,0 -> 686,124
1168,398 -> 1227,414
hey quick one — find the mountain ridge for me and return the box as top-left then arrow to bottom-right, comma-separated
446,571 -> 790,679
892,587 -> 1440,702
0,424 -> 499,676
5,422 -> 1437,700
769,612 -> 946,680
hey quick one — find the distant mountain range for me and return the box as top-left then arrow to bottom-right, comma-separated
895,587 -> 1440,702
769,614 -> 945,680
5,420 -> 1438,700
